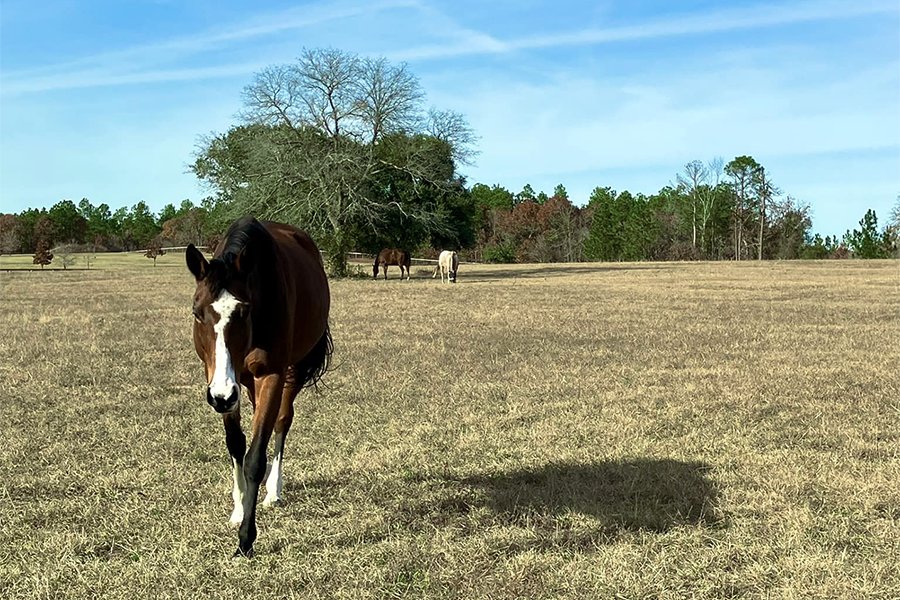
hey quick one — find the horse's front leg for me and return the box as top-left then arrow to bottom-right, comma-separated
223,408 -> 246,526
235,372 -> 285,557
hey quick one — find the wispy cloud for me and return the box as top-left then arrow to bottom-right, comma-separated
392,0 -> 898,60
5,0 -> 896,95
4,63 -> 270,95
1,0 -> 418,95
438,55 -> 899,180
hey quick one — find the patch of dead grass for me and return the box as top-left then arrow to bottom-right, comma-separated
1,260 -> 898,598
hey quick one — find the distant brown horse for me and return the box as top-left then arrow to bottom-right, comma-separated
185,216 -> 332,558
374,248 -> 411,280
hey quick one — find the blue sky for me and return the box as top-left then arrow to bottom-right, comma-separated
1,0 -> 898,236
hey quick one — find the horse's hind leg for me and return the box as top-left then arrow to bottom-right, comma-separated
263,372 -> 299,507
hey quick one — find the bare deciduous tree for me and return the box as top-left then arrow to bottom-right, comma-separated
677,160 -> 708,249
231,48 -> 475,276
754,167 -> 781,261
0,214 -> 22,254
53,244 -> 78,270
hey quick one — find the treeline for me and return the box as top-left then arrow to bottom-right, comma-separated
470,157 -> 899,262
3,162 -> 897,264
0,198 -> 214,255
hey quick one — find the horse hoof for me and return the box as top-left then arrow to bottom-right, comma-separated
261,497 -> 284,508
232,547 -> 254,560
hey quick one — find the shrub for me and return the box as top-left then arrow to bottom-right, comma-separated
483,243 -> 516,263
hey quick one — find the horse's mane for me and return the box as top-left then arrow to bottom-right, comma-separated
205,217 -> 276,299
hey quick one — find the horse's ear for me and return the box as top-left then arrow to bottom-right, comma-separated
186,244 -> 208,280
234,245 -> 254,276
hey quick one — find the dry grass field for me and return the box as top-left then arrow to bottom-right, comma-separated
1,257 -> 898,599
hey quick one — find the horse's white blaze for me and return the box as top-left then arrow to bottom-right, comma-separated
262,432 -> 284,506
230,457 -> 246,526
209,290 -> 241,400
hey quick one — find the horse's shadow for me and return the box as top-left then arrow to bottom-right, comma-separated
449,459 -> 722,533
286,459 -> 725,554
456,262 -> 685,282
291,458 -> 724,550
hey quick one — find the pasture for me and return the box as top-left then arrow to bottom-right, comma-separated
1,257 -> 898,599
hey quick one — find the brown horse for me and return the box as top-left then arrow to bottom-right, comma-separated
374,248 -> 411,280
185,216 -> 332,558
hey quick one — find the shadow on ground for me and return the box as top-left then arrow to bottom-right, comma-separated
295,458 -> 724,551
453,263 -> 685,282
453,459 -> 722,531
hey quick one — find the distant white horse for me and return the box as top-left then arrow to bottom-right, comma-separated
433,250 -> 459,283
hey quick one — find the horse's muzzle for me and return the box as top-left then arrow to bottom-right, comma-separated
207,386 -> 239,413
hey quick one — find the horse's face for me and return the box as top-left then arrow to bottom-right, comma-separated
449,270 -> 457,283
186,245 -> 253,414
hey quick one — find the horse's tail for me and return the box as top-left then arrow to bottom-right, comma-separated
293,325 -> 333,390
373,253 -> 380,268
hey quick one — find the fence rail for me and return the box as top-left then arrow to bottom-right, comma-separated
6,247 -> 478,265
152,248 -> 475,265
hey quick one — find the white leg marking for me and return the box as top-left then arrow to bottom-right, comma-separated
230,457 -> 246,526
209,291 -> 240,400
263,432 -> 284,507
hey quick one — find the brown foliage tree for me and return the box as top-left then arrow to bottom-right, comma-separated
33,239 -> 53,269
144,236 -> 167,266
204,234 -> 221,254
160,208 -> 208,246
34,215 -> 55,249
483,197 -> 590,263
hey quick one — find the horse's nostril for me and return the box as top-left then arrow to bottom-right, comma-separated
207,388 -> 216,406
226,386 -> 239,407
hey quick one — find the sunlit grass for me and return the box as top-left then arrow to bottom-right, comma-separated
0,251 -> 184,270
1,260 -> 898,599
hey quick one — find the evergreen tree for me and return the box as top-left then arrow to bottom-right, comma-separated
514,183 -> 536,205
845,209 -> 887,258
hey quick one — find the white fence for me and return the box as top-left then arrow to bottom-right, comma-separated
130,247 -> 475,265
